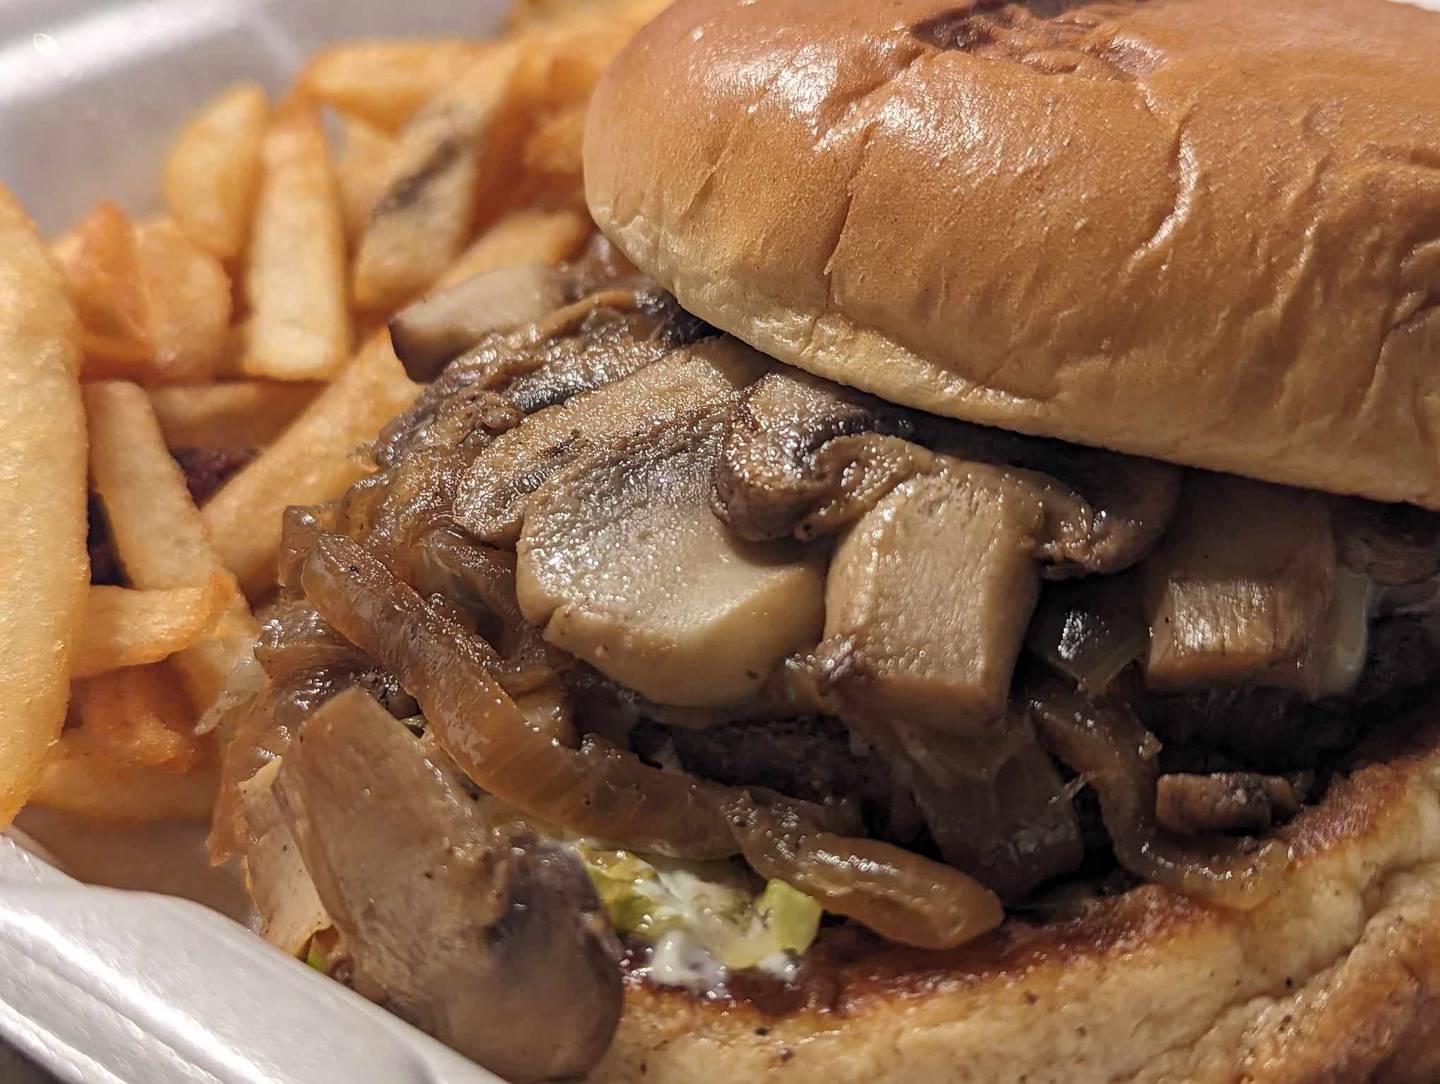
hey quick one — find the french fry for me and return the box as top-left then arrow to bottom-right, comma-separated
521,103 -> 588,194
52,201 -> 150,367
71,664 -> 206,772
34,664 -> 219,824
203,334 -> 420,599
135,218 -> 233,382
54,206 -> 232,383
242,100 -> 351,381
0,187 -> 88,826
161,82 -> 268,262
85,381 -> 258,709
351,42 -> 526,312
149,381 -> 322,452
437,205 -> 590,289
334,116 -> 398,245
74,579 -> 228,680
32,754 -> 218,822
299,40 -> 492,132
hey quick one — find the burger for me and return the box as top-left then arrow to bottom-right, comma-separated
214,0 -> 1440,1080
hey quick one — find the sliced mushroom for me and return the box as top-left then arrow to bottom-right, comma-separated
236,758 -> 329,957
276,687 -> 622,1084
817,465 -> 1046,732
713,369 -> 924,541
1259,566 -> 1375,699
714,368 -> 1179,575
1008,440 -> 1181,579
455,336 -> 771,546
389,263 -> 568,382
1143,473 -> 1337,691
374,299 -> 671,466
516,413 -> 826,707
1155,771 -> 1302,836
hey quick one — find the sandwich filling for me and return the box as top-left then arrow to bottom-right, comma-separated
213,242 -> 1440,1072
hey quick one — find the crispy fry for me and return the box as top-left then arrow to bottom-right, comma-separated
0,188 -> 88,826
74,579 -> 229,680
162,82 -> 268,262
71,664 -> 206,772
149,381 -> 322,452
334,116 -> 398,245
135,218 -> 233,382
203,334 -> 420,599
54,206 -> 232,383
242,100 -> 351,381
436,205 -> 590,289
299,40 -> 492,132
52,201 -> 150,367
85,381 -> 258,709
351,43 -> 526,312
34,673 -> 219,823
521,103 -> 588,193
32,756 -> 218,821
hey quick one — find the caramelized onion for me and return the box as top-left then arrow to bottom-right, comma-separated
277,503 -> 338,591
254,601 -> 359,680
412,527 -> 567,695
725,795 -> 1003,949
303,532 -> 738,858
1027,678 -> 1289,910
1026,574 -> 1147,693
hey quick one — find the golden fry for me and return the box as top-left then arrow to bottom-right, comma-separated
437,205 -> 590,289
352,43 -> 525,312
162,82 -> 268,262
299,40 -> 492,132
136,218 -> 233,382
74,579 -> 228,680
149,381 -> 322,452
54,206 -> 232,384
0,188 -> 88,826
242,101 -> 351,381
203,334 -> 420,599
521,103 -> 587,194
34,731 -> 219,822
52,201 -> 151,368
85,381 -> 258,708
334,116 -> 398,245
71,663 -> 206,772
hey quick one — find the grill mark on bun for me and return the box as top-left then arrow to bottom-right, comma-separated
910,1 -> 1162,82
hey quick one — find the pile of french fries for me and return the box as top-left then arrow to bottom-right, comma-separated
0,0 -> 663,828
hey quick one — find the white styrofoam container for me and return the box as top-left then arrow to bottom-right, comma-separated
3,0 -> 1440,1080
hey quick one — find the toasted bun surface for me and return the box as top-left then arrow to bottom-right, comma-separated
592,712 -> 1440,1082
584,0 -> 1440,507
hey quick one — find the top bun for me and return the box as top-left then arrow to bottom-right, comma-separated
584,0 -> 1440,508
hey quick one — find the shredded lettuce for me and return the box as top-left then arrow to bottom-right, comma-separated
575,843 -> 822,970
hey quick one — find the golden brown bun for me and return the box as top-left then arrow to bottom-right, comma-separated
591,712 -> 1440,1082
584,0 -> 1440,508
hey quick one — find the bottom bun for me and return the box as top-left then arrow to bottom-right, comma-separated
591,712 -> 1440,1083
